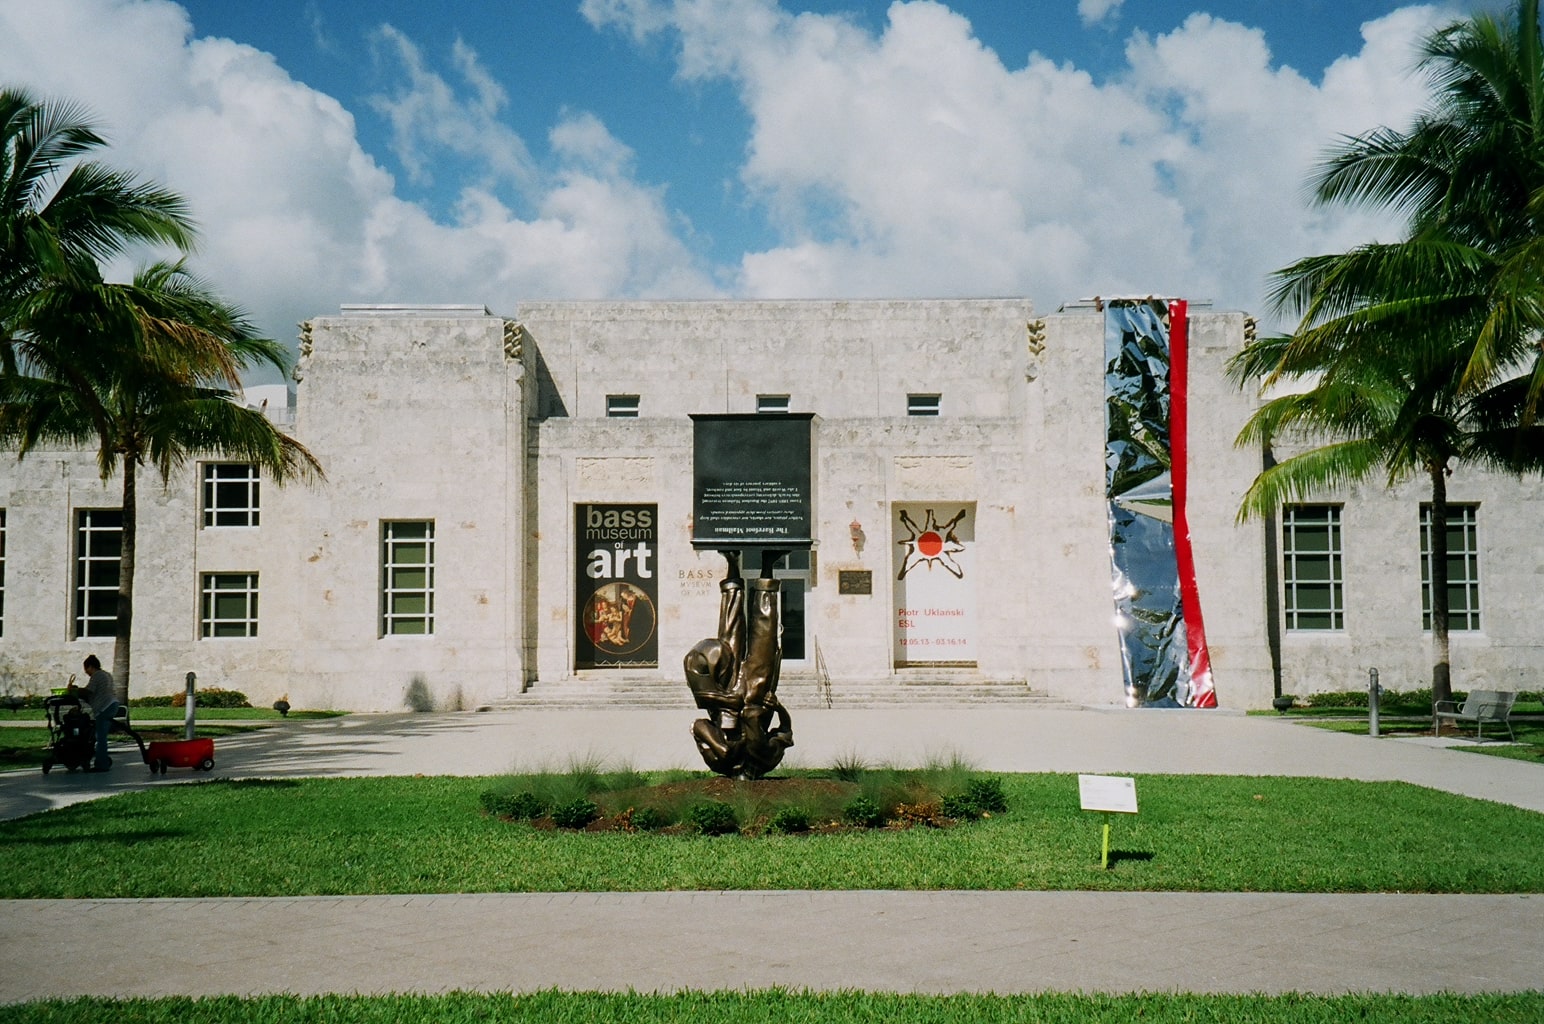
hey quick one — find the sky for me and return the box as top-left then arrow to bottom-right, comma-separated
0,0 -> 1477,378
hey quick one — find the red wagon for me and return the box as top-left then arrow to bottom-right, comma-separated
145,737 -> 215,774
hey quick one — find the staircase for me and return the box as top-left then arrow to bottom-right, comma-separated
492,675 -> 1076,710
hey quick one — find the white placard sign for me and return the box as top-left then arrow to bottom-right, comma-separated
1078,774 -> 1138,814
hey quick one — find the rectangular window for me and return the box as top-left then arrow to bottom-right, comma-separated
201,573 -> 259,638
606,394 -> 640,418
1422,504 -> 1481,631
382,520 -> 435,635
0,508 -> 6,638
907,393 -> 941,416
757,394 -> 790,414
75,509 -> 123,639
202,463 -> 260,527
1282,504 -> 1343,631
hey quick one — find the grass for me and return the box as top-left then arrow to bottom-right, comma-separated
3,772 -> 1542,898
2,992 -> 1544,1024
1306,716 -> 1544,763
0,714 -> 337,773
0,708 -> 340,722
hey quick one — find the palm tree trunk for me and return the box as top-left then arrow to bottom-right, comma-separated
1429,462 -> 1452,708
113,458 -> 136,702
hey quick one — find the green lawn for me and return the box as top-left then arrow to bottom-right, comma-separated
3,773 -> 1542,898
0,710 -> 340,772
1301,716 -> 1544,763
2,992 -> 1542,1024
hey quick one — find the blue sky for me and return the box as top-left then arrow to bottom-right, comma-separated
0,0 -> 1471,365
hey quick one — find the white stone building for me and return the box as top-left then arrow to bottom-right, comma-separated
1,298 -> 1539,711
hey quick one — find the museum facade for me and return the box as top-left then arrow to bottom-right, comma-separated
1,298 -> 1540,712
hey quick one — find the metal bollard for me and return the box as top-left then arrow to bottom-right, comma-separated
184,671 -> 197,741
1368,667 -> 1381,738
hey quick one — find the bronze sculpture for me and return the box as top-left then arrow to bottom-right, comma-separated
683,552 -> 794,778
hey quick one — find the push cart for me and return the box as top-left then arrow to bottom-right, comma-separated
40,694 -> 148,774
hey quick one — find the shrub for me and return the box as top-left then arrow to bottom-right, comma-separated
830,751 -> 869,782
940,794 -> 979,820
842,796 -> 884,828
628,806 -> 669,831
480,791 -> 548,820
195,688 -> 252,709
550,798 -> 600,830
1305,690 -> 1369,709
767,806 -> 811,834
891,801 -> 946,828
687,800 -> 739,836
966,777 -> 1008,814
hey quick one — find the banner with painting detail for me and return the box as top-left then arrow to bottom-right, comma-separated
892,503 -> 976,668
1103,299 -> 1216,708
575,503 -> 659,669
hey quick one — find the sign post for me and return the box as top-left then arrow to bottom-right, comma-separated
1078,774 -> 1138,869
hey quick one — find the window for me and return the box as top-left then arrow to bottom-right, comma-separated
1422,504 -> 1481,631
202,463 -> 260,527
0,508 -> 6,638
1282,504 -> 1342,630
606,394 -> 640,418
75,509 -> 123,639
907,393 -> 941,416
382,520 -> 435,635
757,394 -> 790,414
201,573 -> 259,637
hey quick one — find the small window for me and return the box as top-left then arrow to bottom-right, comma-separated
203,463 -> 260,527
606,394 -> 640,418
201,573 -> 259,638
382,520 -> 435,636
74,509 -> 123,639
907,393 -> 941,417
1282,504 -> 1343,631
757,394 -> 790,414
1422,504 -> 1481,631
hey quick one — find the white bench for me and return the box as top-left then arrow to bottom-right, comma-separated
1433,690 -> 1517,742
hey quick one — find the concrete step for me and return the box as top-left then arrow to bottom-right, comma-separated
492,678 -> 1075,710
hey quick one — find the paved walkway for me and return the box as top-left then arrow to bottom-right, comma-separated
1,706 -> 1541,1000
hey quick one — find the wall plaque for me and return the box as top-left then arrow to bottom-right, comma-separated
838,570 -> 872,595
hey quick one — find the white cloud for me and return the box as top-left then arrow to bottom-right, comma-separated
585,0 -> 1453,326
1079,0 -> 1124,28
0,0 -> 1467,353
0,0 -> 715,375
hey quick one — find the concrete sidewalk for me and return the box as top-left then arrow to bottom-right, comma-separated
2,892 -> 1541,1000
1,706 -> 1541,1000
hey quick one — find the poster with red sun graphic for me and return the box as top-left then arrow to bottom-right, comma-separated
892,503 -> 976,667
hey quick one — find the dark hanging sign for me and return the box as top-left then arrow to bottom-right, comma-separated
691,413 -> 816,551
574,503 -> 659,669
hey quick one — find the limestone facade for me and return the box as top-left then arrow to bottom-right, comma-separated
0,298 -> 1539,711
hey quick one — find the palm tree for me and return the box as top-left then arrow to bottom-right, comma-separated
1,259 -> 324,697
1234,0 -> 1544,707
2,87 -> 194,319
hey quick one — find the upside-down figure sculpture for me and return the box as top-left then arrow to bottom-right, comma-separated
683,553 -> 794,779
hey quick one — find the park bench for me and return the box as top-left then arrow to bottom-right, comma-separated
1432,689 -> 1517,742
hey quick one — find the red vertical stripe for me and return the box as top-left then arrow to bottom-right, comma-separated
1169,300 -> 1217,707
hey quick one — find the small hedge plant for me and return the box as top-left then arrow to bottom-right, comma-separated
687,800 -> 739,836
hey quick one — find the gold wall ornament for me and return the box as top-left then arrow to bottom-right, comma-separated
293,320 -> 313,382
502,320 -> 525,361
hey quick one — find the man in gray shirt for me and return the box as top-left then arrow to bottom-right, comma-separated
72,655 -> 120,772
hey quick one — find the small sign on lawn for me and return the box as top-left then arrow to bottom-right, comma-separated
1078,774 -> 1138,868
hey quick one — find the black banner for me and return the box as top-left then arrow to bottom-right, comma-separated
691,413 -> 816,550
575,503 -> 659,669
